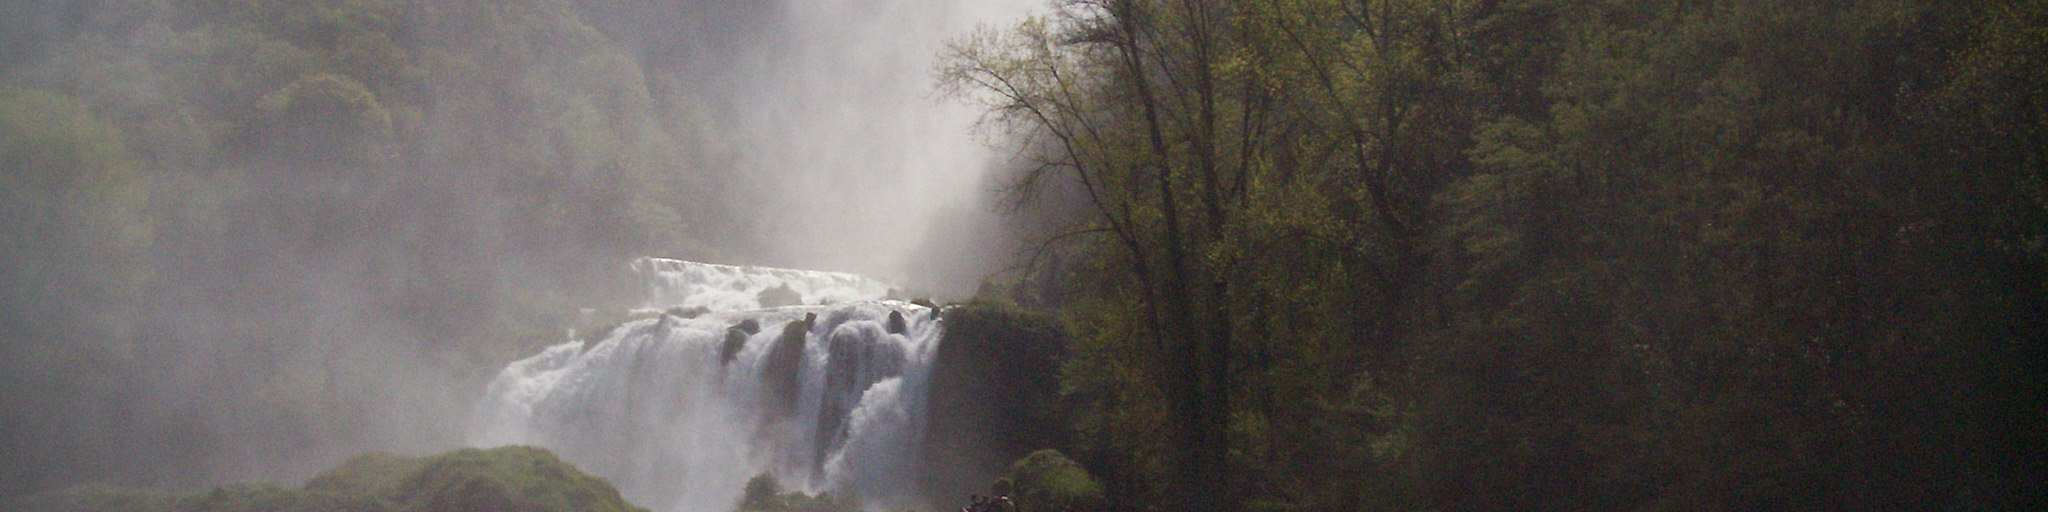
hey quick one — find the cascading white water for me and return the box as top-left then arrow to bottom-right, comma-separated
631,257 -> 897,313
474,258 -> 939,511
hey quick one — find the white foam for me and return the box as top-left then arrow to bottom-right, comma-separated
474,261 -> 939,512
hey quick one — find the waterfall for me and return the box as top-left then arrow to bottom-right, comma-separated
474,258 -> 939,511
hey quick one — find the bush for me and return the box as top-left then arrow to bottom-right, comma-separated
5,446 -> 646,512
1001,450 -> 1103,512
731,473 -> 861,512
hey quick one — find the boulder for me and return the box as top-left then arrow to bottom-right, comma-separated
760,318 -> 811,421
911,298 -> 941,319
720,330 -> 749,366
756,283 -> 802,308
721,319 -> 765,366
731,319 -> 762,335
918,300 -> 1070,510
886,310 -> 909,334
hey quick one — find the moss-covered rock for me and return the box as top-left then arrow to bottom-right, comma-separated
391,446 -> 646,512
919,299 -> 1071,510
304,452 -> 429,498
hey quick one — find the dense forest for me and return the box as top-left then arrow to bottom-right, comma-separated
2,0 -> 2044,510
944,0 -> 2045,509
0,0 -> 774,496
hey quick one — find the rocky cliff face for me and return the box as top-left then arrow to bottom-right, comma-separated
919,300 -> 1070,509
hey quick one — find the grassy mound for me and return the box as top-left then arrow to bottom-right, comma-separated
389,447 -> 644,512
6,446 -> 646,512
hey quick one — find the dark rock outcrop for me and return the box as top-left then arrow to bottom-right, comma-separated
756,283 -> 802,308
721,319 -> 766,366
665,305 -> 710,319
719,330 -> 749,366
886,310 -> 909,334
732,319 -> 762,335
760,317 -> 811,421
918,300 -> 1070,511
910,298 -> 940,319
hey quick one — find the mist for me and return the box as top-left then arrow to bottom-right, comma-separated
674,0 -> 1031,279
0,0 -> 1033,500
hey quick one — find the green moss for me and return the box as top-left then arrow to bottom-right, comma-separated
171,484 -> 388,512
303,452 -> 429,498
919,299 -> 1071,508
1001,450 -> 1103,510
390,447 -> 647,512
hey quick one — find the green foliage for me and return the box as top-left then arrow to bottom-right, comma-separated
949,0 -> 2048,509
999,450 -> 1104,512
0,87 -> 157,497
171,484 -> 389,512
252,72 -> 392,166
4,447 -> 646,512
738,474 -> 782,511
1,484 -> 177,512
730,473 -> 861,512
0,0 -> 754,494
302,452 -> 430,498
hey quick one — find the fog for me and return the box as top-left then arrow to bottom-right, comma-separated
684,0 -> 1032,280
0,0 -> 1034,499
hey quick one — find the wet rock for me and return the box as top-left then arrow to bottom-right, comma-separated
911,298 -> 941,319
720,330 -> 748,366
731,318 -> 762,335
756,283 -> 802,308
720,319 -> 765,366
886,310 -> 909,334
760,318 -> 811,420
666,305 -> 710,319
920,301 -> 1070,506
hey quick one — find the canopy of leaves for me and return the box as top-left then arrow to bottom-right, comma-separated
945,0 -> 2047,509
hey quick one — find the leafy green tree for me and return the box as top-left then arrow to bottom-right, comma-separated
953,0 -> 2047,510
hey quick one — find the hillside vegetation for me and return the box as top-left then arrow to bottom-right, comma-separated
947,1 -> 2047,509
0,0 -> 756,496
6,446 -> 647,512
